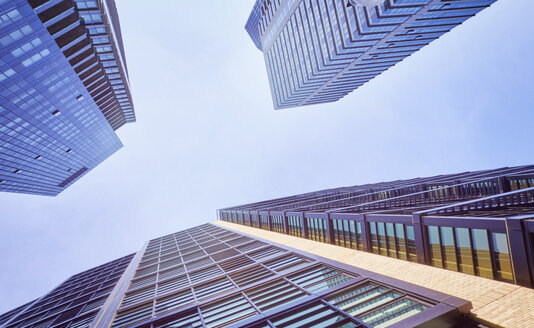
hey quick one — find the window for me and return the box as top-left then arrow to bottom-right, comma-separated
492,233 -> 513,282
193,277 -> 235,301
271,215 -> 284,233
270,302 -> 359,327
121,286 -> 155,307
111,302 -> 152,328
428,226 -> 443,268
307,217 -> 327,242
326,282 -> 429,327
245,279 -> 307,312
155,289 -> 195,316
200,294 -> 256,328
287,265 -> 354,293
455,228 -> 474,275
157,275 -> 189,296
229,265 -> 275,288
471,229 -> 493,279
288,216 -> 302,237
441,227 -> 457,271
263,254 -> 309,273
154,311 -> 202,328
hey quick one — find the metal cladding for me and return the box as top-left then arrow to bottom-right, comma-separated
245,0 -> 498,109
0,0 -> 134,196
219,165 -> 534,288
0,223 -> 474,328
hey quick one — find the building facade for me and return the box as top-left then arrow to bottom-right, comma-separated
0,223 -> 476,328
0,0 -> 134,196
219,165 -> 534,289
246,0 -> 497,109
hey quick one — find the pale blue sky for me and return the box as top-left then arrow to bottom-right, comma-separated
0,0 -> 533,313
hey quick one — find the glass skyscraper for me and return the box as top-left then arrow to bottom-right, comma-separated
246,0 -> 497,109
0,0 -> 134,196
0,223 -> 480,328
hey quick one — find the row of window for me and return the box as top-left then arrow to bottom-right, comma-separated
221,213 -> 515,283
428,226 -> 513,282
369,222 -> 417,262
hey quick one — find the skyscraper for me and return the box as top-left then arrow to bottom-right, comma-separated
0,0 -> 134,196
246,0 -> 497,109
1,223 -> 481,328
218,165 -> 534,326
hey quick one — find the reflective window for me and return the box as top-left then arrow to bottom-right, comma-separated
472,229 -> 493,279
307,217 -> 327,242
245,279 -> 307,312
440,227 -> 457,271
287,265 -> 354,293
492,233 -> 513,282
326,282 -> 429,328
288,216 -> 302,237
428,226 -> 443,268
455,228 -> 474,275
200,294 -> 256,328
271,302 -> 359,328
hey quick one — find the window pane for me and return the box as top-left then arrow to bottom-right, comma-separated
428,226 -> 443,268
201,294 -> 256,328
370,222 -> 379,254
455,228 -> 474,275
343,220 -> 350,248
349,221 -> 358,250
471,229 -> 493,279
492,233 -> 513,282
377,223 -> 388,256
287,265 -> 354,293
395,224 -> 407,260
245,279 -> 307,312
440,227 -> 457,271
386,223 -> 397,258
405,226 -> 417,262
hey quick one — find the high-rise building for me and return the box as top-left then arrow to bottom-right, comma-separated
219,165 -> 534,326
246,0 -> 497,109
1,223 -> 483,328
0,0 -> 135,196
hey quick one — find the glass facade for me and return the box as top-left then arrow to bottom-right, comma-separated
1,223 -> 473,328
246,0 -> 497,109
1,253 -> 134,328
220,165 -> 534,287
0,0 -> 135,196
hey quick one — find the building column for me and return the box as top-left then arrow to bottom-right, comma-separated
412,213 -> 428,264
506,217 -> 532,287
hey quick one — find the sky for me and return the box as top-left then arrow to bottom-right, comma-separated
0,0 -> 533,313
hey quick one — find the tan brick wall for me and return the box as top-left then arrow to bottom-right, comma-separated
215,221 -> 534,328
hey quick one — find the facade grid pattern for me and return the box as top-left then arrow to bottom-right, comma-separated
246,0 -> 498,109
1,224 -> 474,328
1,253 -> 134,328
0,0 -> 135,196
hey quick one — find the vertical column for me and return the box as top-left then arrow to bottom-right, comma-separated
326,213 -> 335,245
301,214 -> 309,239
412,213 -> 428,264
359,214 -> 370,252
267,211 -> 273,231
505,218 -> 532,287
498,176 -> 511,193
282,211 -> 289,234
92,242 -> 148,328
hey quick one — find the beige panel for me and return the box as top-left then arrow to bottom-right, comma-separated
216,221 -> 534,328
